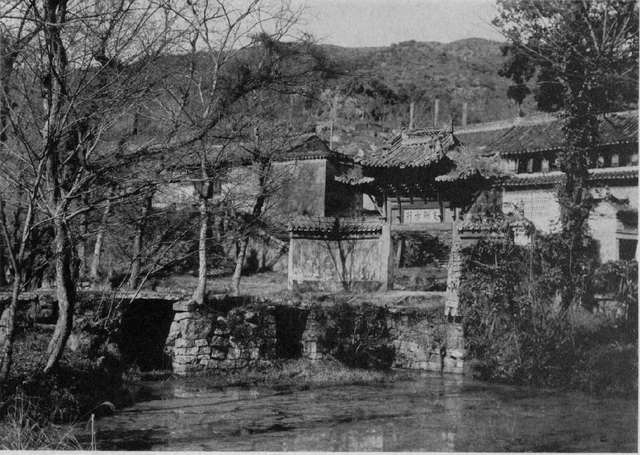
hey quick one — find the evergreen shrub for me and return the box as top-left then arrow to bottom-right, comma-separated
461,232 -> 637,394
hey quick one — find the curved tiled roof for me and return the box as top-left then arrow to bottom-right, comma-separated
503,166 -> 638,187
455,111 -> 638,156
271,134 -> 352,163
334,174 -> 376,185
202,134 -> 352,165
355,129 -> 458,167
288,217 -> 383,234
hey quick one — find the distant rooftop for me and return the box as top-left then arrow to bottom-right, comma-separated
455,111 -> 638,156
503,165 -> 638,188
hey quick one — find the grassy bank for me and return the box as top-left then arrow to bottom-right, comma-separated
166,358 -> 415,390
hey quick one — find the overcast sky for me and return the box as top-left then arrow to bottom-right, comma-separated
292,0 -> 504,47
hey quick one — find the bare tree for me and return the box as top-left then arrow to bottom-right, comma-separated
0,0 -> 327,378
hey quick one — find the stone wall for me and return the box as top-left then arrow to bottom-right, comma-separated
390,310 -> 464,374
167,297 -> 465,375
288,219 -> 394,292
167,298 -> 278,375
299,305 -> 464,374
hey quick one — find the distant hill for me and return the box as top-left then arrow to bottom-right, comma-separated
314,38 -> 538,154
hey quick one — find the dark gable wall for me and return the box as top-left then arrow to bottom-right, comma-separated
271,159 -> 327,217
269,158 -> 362,219
325,160 -> 363,217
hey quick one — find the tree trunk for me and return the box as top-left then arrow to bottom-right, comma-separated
90,198 -> 111,286
229,146 -> 269,296
231,237 -> 248,296
191,198 -> 208,304
258,239 -> 266,271
0,274 -> 21,386
76,210 -> 88,282
129,192 -> 153,290
129,228 -> 143,290
0,236 -> 7,287
44,217 -> 76,373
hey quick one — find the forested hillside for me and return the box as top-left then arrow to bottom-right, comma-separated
310,38 -> 538,154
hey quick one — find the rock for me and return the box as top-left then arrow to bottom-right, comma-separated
174,338 -> 194,349
173,312 -> 194,321
174,354 -> 197,365
67,332 -> 95,354
36,294 -> 56,322
448,348 -> 467,359
210,348 -> 226,360
173,300 -> 197,312
180,318 -> 213,339
209,336 -> 229,347
104,342 -> 122,361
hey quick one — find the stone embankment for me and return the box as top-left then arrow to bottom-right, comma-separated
167,294 -> 466,375
7,289 -> 466,375
167,298 -> 277,374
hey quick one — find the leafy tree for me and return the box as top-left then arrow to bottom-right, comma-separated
494,0 -> 639,309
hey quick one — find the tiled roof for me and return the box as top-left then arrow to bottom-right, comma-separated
356,129 -> 458,167
272,134 -> 352,163
334,174 -> 375,185
455,111 -> 638,156
204,134 -> 351,165
454,127 -> 514,151
503,166 -> 638,187
288,217 -> 383,234
435,145 -> 505,182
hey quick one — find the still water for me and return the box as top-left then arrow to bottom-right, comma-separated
95,372 -> 637,452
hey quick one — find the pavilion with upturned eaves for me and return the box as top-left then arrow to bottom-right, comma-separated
289,126 -> 503,316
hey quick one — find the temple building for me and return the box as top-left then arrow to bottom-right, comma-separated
455,110 -> 638,262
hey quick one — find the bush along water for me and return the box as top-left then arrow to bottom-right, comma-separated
314,302 -> 395,370
461,232 -> 637,396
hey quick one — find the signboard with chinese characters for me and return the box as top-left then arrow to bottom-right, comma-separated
403,209 -> 441,223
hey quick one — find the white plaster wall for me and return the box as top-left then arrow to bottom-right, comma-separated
505,185 -> 638,262
503,189 -> 561,232
591,185 -> 638,208
589,203 -> 619,262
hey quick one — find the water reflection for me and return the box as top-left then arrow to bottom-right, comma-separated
95,372 -> 637,452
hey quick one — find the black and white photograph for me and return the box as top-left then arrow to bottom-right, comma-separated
0,0 -> 636,451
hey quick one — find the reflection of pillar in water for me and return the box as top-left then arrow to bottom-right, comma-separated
440,431 -> 456,452
343,427 -> 384,451
441,376 -> 463,452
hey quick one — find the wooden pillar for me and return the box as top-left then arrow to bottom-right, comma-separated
437,192 -> 445,222
383,191 -> 390,224
394,193 -> 403,267
409,101 -> 415,130
461,102 -> 468,127
445,205 -> 462,317
380,223 -> 394,291
287,230 -> 294,290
